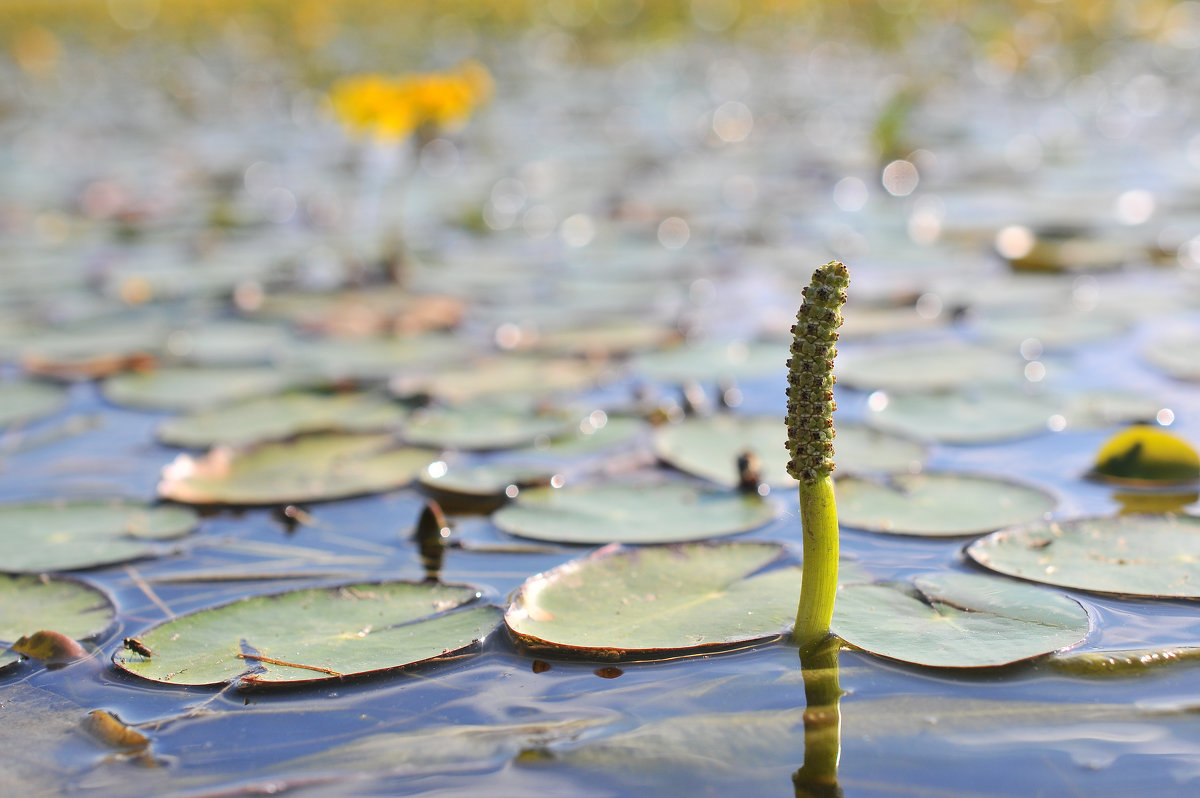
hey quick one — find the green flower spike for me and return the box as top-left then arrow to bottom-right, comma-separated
786,261 -> 849,655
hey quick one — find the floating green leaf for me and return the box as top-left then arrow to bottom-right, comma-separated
157,392 -> 406,449
837,343 -> 1024,392
652,416 -> 924,488
419,461 -> 556,512
493,482 -> 779,545
835,472 -> 1056,537
1061,390 -> 1166,430
158,433 -> 437,506
832,572 -> 1090,667
633,341 -> 788,384
1143,331 -> 1200,381
504,542 -> 804,658
113,581 -> 499,687
974,309 -> 1126,349
0,501 -> 197,573
966,514 -> 1200,598
403,404 -> 575,451
253,287 -> 463,336
164,321 -> 291,366
287,334 -> 472,383
392,356 -> 611,404
0,379 -> 66,428
103,366 -> 297,411
868,388 -> 1058,443
1,575 -> 116,670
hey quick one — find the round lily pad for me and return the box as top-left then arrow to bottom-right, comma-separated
652,416 -> 925,488
1061,390 -> 1166,430
253,287 -> 463,336
392,357 -> 611,404
18,318 -> 163,380
835,473 -> 1057,537
492,481 -> 779,545
527,320 -> 680,357
164,321 -> 291,366
403,405 -> 576,451
103,366 -> 297,411
837,343 -> 1025,393
504,542 -> 802,659
0,501 -> 197,573
966,514 -> 1200,598
832,572 -> 1090,668
1087,425 -> 1200,487
1,575 -> 116,670
1144,332 -> 1200,381
419,461 -> 556,513
158,433 -> 437,506
113,581 -> 500,687
868,389 -> 1058,444
157,393 -> 406,449
288,335 -> 473,383
838,305 -> 946,340
633,341 -> 788,384
0,380 -> 67,428
974,310 -> 1127,349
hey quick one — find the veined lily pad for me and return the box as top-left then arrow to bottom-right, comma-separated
1,575 -> 116,670
652,416 -> 924,488
0,501 -> 197,573
103,366 -> 297,411
158,433 -> 438,506
868,388 -> 1058,443
633,341 -> 788,384
0,380 -> 66,428
832,572 -> 1090,668
966,514 -> 1200,598
1143,331 -> 1200,381
835,473 -> 1056,537
113,581 -> 500,687
505,542 -> 804,658
392,357 -> 611,404
157,393 -> 406,449
493,481 -> 779,545
837,343 -> 1024,392
403,404 -> 576,451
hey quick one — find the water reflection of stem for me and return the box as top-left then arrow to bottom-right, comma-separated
793,638 -> 844,798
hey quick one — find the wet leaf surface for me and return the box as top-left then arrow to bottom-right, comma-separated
0,501 -> 197,573
114,581 -> 499,686
492,481 -> 779,544
835,472 -> 1057,537
158,433 -> 438,506
504,542 -> 804,658
966,514 -> 1200,598
832,572 -> 1091,667
0,574 -> 114,671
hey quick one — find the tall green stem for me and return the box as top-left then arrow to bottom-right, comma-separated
785,261 -> 848,656
794,475 -> 839,654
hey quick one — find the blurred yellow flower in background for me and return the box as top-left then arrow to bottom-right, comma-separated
329,61 -> 492,142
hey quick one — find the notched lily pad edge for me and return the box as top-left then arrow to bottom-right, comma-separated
110,580 -> 503,691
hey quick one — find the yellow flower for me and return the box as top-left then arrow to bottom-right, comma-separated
329,62 -> 492,142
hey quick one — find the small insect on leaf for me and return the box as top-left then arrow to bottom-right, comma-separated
123,637 -> 153,658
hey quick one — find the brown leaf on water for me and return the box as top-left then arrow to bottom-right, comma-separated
11,630 -> 88,662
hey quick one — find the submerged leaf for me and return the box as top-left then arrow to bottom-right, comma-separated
492,481 -> 779,545
114,581 -> 500,687
835,472 -> 1056,537
966,514 -> 1200,598
0,501 -> 197,572
832,571 -> 1090,668
158,433 -> 437,506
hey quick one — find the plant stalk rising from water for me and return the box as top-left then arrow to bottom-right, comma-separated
786,261 -> 849,655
